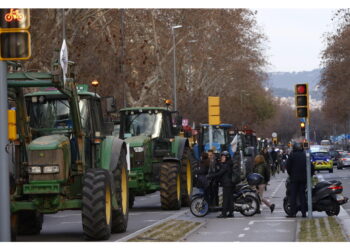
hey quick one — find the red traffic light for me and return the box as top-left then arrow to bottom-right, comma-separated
297,85 -> 306,94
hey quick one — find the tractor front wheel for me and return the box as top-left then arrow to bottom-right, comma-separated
160,162 -> 181,210
82,169 -> 112,240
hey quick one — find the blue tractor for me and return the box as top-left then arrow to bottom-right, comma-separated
193,124 -> 233,160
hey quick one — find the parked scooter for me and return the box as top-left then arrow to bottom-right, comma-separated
283,177 -> 348,216
190,174 -> 262,217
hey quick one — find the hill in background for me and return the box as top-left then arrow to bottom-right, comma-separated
266,68 -> 323,101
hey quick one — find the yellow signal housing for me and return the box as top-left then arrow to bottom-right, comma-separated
8,109 -> 17,141
208,96 -> 221,125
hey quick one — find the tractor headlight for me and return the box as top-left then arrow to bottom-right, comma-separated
43,165 -> 60,174
133,147 -> 144,153
28,166 -> 42,174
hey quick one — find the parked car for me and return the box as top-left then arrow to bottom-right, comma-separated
330,150 -> 344,165
337,152 -> 350,169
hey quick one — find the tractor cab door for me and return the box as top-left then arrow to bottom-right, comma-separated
153,111 -> 173,158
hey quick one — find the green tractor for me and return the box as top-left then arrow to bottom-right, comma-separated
8,62 -> 128,240
119,105 -> 193,210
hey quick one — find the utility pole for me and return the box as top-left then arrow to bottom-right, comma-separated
305,119 -> 312,218
0,61 -> 11,241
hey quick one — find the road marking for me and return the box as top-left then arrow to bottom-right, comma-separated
248,219 -> 294,225
115,209 -> 188,242
60,221 -> 81,224
269,178 -> 286,198
238,234 -> 245,238
244,227 -> 250,231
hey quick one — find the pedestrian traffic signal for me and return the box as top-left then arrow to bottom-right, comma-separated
295,83 -> 309,118
300,122 -> 305,137
0,9 -> 31,60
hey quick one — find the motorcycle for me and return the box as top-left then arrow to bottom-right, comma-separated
283,177 -> 348,216
190,174 -> 261,217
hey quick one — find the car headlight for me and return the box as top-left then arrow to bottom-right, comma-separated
133,147 -> 144,153
43,165 -> 60,174
28,166 -> 42,174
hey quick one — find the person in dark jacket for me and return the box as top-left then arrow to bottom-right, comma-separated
286,142 -> 307,218
209,151 -> 234,218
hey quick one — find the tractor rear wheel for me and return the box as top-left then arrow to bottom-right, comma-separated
111,148 -> 129,233
16,210 -> 43,235
82,169 -> 112,240
181,148 -> 194,207
160,162 -> 181,210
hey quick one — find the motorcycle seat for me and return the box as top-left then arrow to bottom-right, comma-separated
314,181 -> 332,191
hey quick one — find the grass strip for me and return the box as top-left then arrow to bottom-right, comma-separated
127,219 -> 201,242
298,217 -> 347,242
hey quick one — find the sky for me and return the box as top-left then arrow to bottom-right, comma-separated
255,8 -> 337,73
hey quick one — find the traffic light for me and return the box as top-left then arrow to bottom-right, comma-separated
295,83 -> 309,118
300,122 -> 305,137
0,9 -> 31,60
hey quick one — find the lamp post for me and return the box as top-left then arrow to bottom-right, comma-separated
171,25 -> 182,111
240,90 -> 250,129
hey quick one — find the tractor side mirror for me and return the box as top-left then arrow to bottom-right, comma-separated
105,96 -> 117,113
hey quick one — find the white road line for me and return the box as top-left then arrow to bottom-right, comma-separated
244,227 -> 250,231
248,219 -> 294,225
270,178 -> 286,198
238,234 -> 245,238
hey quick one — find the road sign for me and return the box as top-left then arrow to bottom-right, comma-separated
60,39 -> 68,84
208,96 -> 220,125
272,132 -> 277,138
0,9 -> 30,61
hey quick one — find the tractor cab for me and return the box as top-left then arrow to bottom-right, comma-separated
193,123 -> 233,160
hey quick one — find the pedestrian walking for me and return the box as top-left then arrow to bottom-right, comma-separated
253,154 -> 275,213
286,142 -> 307,218
209,151 -> 235,218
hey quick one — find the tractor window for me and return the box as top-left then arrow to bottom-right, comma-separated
122,112 -> 162,139
28,99 -> 72,130
203,128 -> 226,145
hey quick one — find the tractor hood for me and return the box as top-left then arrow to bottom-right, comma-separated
124,135 -> 151,148
28,134 -> 70,151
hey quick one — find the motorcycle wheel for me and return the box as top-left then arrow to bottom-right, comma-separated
190,196 -> 209,217
326,202 -> 340,216
283,197 -> 293,216
239,194 -> 259,217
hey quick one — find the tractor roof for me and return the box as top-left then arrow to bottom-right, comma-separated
120,107 -> 169,112
25,84 -> 100,98
201,123 -> 233,128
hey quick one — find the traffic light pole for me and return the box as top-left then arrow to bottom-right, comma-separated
305,119 -> 313,218
0,61 -> 11,241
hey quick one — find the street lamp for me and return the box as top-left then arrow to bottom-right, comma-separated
171,24 -> 182,111
240,90 -> 250,129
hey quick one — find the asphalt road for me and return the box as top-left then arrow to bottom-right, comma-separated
16,191 -> 187,242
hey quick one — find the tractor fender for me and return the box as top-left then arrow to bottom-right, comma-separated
100,136 -> 127,192
162,157 -> 181,166
174,136 -> 189,160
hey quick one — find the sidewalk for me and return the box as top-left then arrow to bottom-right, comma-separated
181,172 -> 350,242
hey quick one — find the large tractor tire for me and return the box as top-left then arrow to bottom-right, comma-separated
160,162 -> 182,210
82,169 -> 112,240
181,148 -> 194,207
111,149 -> 129,233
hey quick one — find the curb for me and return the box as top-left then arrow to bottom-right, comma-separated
179,219 -> 206,242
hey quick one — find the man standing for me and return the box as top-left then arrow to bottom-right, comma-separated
209,151 -> 235,218
286,142 -> 307,218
